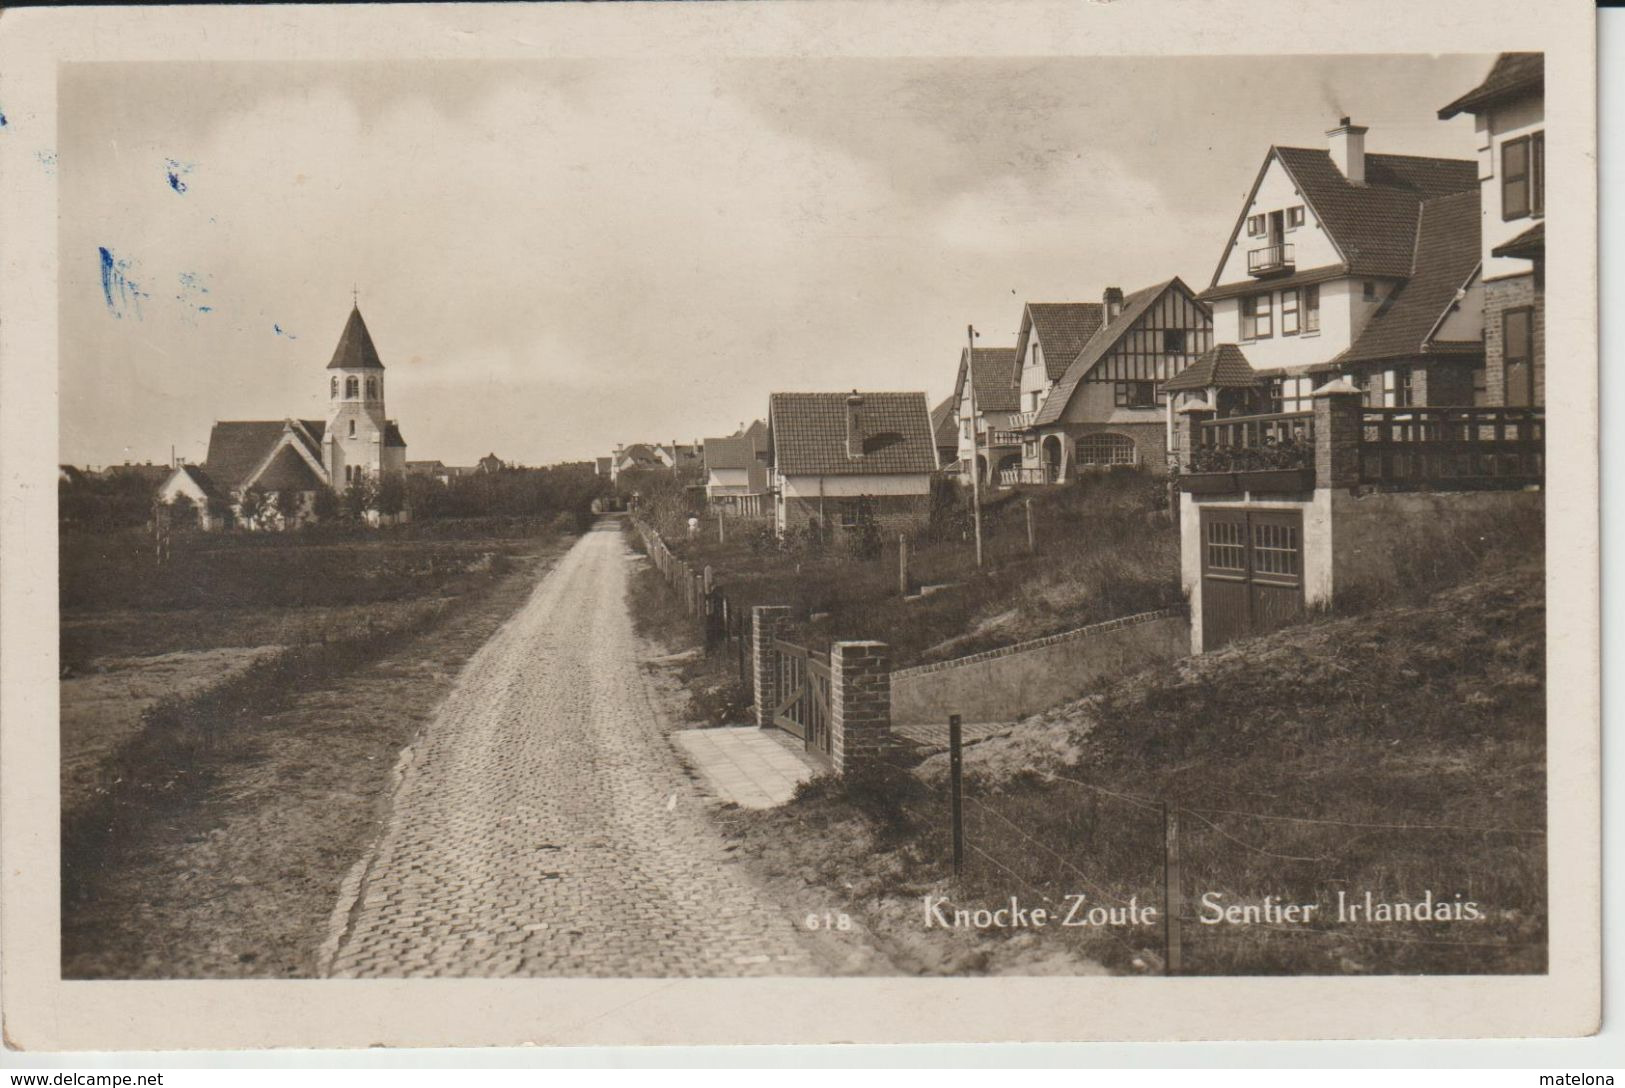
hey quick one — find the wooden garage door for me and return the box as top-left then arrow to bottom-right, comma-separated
1200,507 -> 1305,651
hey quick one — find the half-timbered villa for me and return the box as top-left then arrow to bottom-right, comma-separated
1009,300 -> 1106,446
1022,277 -> 1213,481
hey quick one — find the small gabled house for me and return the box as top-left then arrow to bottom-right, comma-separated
767,391 -> 937,543
1438,52 -> 1544,408
1026,277 -> 1213,480
156,462 -> 234,529
704,420 -> 771,516
950,346 -> 1021,485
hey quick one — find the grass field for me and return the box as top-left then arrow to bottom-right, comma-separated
720,556 -> 1545,977
621,478 -> 1551,977
59,518 -> 575,976
646,471 -> 1183,669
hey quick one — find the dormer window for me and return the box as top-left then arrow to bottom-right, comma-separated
345,376 -> 359,398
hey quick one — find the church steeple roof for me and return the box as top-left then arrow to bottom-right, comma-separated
326,305 -> 385,370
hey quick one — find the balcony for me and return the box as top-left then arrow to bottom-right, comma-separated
1177,406 -> 1545,494
1009,409 -> 1038,428
1247,242 -> 1295,276
986,429 -> 1026,447
999,465 -> 1059,487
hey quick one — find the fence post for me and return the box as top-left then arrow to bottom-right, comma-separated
898,533 -> 910,597
829,641 -> 891,775
1025,499 -> 1036,555
949,713 -> 964,877
1162,802 -> 1182,977
752,605 -> 792,727
719,513 -> 726,544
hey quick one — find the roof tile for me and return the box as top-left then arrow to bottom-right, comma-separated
769,392 -> 938,477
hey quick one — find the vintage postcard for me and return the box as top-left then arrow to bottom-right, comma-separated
0,0 -> 1600,1051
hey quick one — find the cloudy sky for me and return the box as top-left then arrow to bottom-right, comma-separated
59,53 -> 1490,467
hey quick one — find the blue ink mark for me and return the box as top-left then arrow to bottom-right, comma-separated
97,247 -> 148,320
35,150 -> 57,175
174,271 -> 214,321
0,109 -> 8,128
165,158 -> 195,194
273,323 -> 297,340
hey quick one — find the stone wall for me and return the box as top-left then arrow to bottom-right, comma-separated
889,609 -> 1189,725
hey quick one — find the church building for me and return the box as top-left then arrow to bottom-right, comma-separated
158,303 -> 408,529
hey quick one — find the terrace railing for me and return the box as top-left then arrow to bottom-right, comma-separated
1180,405 -> 1545,492
1191,411 -> 1315,473
999,465 -> 1059,487
1359,406 -> 1543,487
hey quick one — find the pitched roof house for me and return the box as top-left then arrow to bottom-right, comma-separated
950,346 -> 1020,483
703,419 -> 770,514
1013,301 -> 1106,420
767,391 -> 937,540
1012,278 -> 1213,482
1168,104 -> 1541,660
1188,117 -> 1481,416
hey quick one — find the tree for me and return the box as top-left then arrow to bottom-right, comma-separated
343,476 -> 377,520
237,486 -> 269,529
276,488 -> 305,527
375,473 -> 406,517
168,491 -> 197,529
311,484 -> 340,522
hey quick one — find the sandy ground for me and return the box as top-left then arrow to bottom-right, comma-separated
61,542 -> 569,979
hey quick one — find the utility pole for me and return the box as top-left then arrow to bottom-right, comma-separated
966,325 -> 985,568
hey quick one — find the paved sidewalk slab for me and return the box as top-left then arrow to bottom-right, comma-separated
674,727 -> 821,808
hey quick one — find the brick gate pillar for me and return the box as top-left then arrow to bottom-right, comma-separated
752,605 -> 792,728
830,640 -> 892,775
1312,380 -> 1364,490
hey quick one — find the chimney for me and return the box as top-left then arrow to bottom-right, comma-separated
1326,116 -> 1368,185
1103,286 -> 1124,321
846,391 -> 865,459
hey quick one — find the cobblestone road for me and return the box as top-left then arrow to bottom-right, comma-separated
323,520 -> 816,977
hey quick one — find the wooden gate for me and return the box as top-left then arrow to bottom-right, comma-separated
773,637 -> 832,758
1200,507 -> 1304,651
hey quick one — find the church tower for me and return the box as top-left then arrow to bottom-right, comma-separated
323,304 -> 406,486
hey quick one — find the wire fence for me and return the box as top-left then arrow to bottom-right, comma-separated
861,716 -> 1547,976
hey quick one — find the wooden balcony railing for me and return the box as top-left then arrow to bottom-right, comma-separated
986,429 -> 1026,447
1191,411 -> 1315,473
1247,242 -> 1295,275
999,465 -> 1059,486
1359,407 -> 1543,486
1180,406 -> 1544,492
